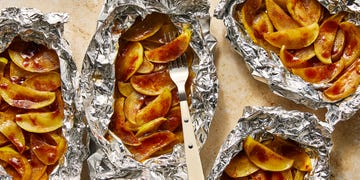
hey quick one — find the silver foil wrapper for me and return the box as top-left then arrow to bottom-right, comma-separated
79,0 -> 218,179
214,0 -> 360,128
207,106 -> 333,180
0,7 -> 87,179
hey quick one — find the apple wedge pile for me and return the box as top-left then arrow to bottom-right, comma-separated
224,136 -> 312,179
107,13 -> 194,161
0,38 -> 66,179
237,0 -> 360,101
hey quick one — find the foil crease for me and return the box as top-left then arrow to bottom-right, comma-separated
0,7 -> 87,179
207,106 -> 333,180
214,0 -> 360,128
79,0 -> 218,179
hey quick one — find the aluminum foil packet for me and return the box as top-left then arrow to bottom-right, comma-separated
79,0 -> 218,179
214,0 -> 360,128
207,106 -> 333,180
0,7 -> 87,179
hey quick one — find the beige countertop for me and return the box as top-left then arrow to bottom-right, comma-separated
1,0 -> 359,179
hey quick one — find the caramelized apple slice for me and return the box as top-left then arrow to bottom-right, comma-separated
160,106 -> 181,131
23,71 -> 61,91
271,169 -> 293,180
280,45 -> 315,68
29,150 -> 47,180
265,0 -> 299,30
292,59 -> 345,83
339,22 -> 360,67
30,133 -> 67,165
249,170 -> 268,179
264,22 -> 319,49
332,29 -> 345,61
121,13 -> 166,41
9,62 -> 36,84
135,117 -> 167,137
0,77 -> 56,109
0,57 -> 8,77
268,137 -> 312,171
136,59 -> 154,74
324,59 -> 360,101
135,88 -> 172,125
150,131 -> 183,157
240,0 -> 263,43
314,12 -> 346,64
0,146 -> 32,180
0,133 -> 9,146
117,82 -> 134,97
130,70 -> 176,96
244,136 -> 294,171
128,131 -> 177,161
0,114 -> 25,153
252,12 -> 274,39
145,22 -> 178,44
294,169 -> 306,180
8,48 -> 59,73
144,26 -> 191,63
115,42 -> 144,81
224,151 -> 259,178
124,91 -> 145,124
287,0 -> 322,26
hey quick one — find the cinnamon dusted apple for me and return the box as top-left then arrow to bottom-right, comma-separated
0,38 -> 67,179
237,0 -> 360,101
223,136 -> 312,179
108,12 -> 194,161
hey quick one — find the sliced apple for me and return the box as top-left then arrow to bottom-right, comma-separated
130,70 -> 176,96
144,25 -> 192,63
332,29 -> 345,61
265,0 -> 300,30
9,62 -> 36,84
264,22 -> 319,49
121,13 -> 166,41
160,106 -> 181,131
339,22 -> 360,67
249,170 -> 268,179
252,12 -> 274,39
115,41 -> 144,81
271,169 -> 293,180
151,130 -> 184,157
314,12 -> 347,64
273,0 -> 287,10
0,133 -> 9,146
287,0 -> 322,26
8,48 -> 59,73
135,88 -> 172,125
135,117 -> 167,137
145,22 -> 178,44
0,115 -> 26,153
0,57 -> 8,77
292,59 -> 345,84
224,151 -> 259,178
29,150 -> 47,180
136,59 -> 154,74
243,136 -> 294,171
112,125 -> 141,146
324,59 -> 360,101
117,82 -> 134,97
280,45 -> 315,68
240,0 -> 263,43
0,146 -> 32,180
128,131 -> 177,161
0,77 -> 56,109
294,169 -> 306,180
23,71 -> 61,91
124,91 -> 145,124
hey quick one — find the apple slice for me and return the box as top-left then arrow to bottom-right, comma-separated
0,115 -> 26,153
271,169 -> 293,180
9,62 -> 36,84
121,13 -> 166,41
135,88 -> 172,125
279,45 -> 315,68
124,91 -> 145,125
243,136 -> 294,171
314,12 -> 347,64
130,70 -> 176,96
287,0 -> 322,26
0,146 -> 32,180
115,41 -> 144,81
324,59 -> 360,101
151,131 -> 183,157
0,133 -> 9,146
240,0 -> 263,44
117,82 -> 134,97
145,22 -> 178,44
128,131 -> 177,161
292,59 -> 345,83
111,97 -> 126,128
249,170 -> 268,179
144,25 -> 192,63
265,0 -> 300,30
0,77 -> 56,109
224,151 -> 259,178
264,22 -> 319,49
23,71 -> 61,91
8,48 -> 59,73
339,22 -> 360,67
0,57 -> 8,77
135,117 -> 167,137
160,106 -> 181,132
29,150 -> 47,180
137,59 -> 154,74
332,29 -> 345,61
252,12 -> 274,39
294,169 -> 306,180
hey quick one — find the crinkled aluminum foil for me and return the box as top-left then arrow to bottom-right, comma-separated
0,7 -> 87,179
214,0 -> 360,128
207,106 -> 333,180
79,0 -> 218,179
